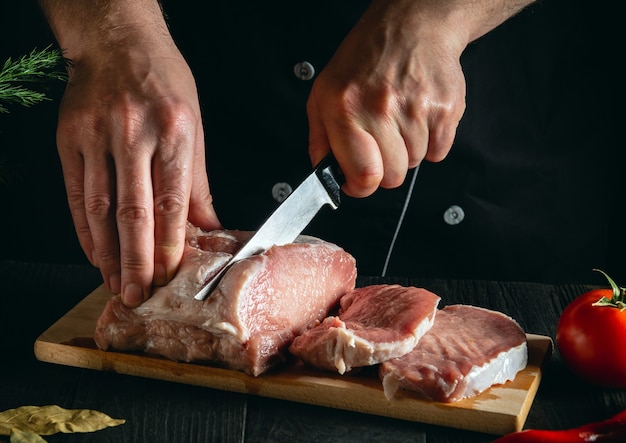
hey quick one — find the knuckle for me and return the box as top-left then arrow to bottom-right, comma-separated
350,164 -> 384,195
65,183 -> 85,209
150,103 -> 198,162
374,88 -> 401,117
114,111 -> 150,156
116,203 -> 150,227
93,247 -> 119,266
381,171 -> 407,189
154,190 -> 187,217
121,254 -> 145,269
58,107 -> 108,146
95,248 -> 119,263
405,95 -> 432,121
85,193 -> 114,220
323,84 -> 364,120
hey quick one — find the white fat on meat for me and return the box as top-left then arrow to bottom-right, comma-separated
288,284 -> 441,374
94,224 -> 357,377
379,304 -> 528,403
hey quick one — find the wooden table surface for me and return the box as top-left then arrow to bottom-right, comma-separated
2,260 -> 625,443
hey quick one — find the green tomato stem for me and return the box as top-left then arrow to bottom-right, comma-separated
591,268 -> 626,310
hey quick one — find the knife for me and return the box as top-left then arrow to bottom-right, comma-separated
194,152 -> 344,300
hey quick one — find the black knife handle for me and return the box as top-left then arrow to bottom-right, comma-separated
314,152 -> 344,208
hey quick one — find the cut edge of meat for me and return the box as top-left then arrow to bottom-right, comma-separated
290,313 -> 435,375
381,341 -> 528,402
289,285 -> 440,374
327,314 -> 435,374
379,304 -> 529,402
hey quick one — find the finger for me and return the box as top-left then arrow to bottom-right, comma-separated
370,114 -> 410,190
329,114 -> 408,193
425,119 -> 458,163
423,76 -> 466,162
307,94 -> 383,198
188,127 -> 222,231
58,145 -> 96,266
424,102 -> 465,162
327,124 -> 384,198
82,150 -> 122,294
188,169 -> 221,231
116,151 -> 154,307
151,116 -> 196,287
152,150 -> 189,287
398,98 -> 430,169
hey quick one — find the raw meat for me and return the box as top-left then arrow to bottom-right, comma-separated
379,304 -> 528,402
94,224 -> 357,376
289,284 -> 440,374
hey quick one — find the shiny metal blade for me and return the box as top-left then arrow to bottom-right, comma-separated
194,152 -> 343,300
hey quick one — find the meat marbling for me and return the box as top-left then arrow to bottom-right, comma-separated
379,304 -> 528,402
289,284 -> 441,374
94,224 -> 357,376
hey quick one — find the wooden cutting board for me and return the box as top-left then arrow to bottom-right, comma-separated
34,284 -> 552,436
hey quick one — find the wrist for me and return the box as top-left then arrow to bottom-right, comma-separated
39,0 -> 170,63
366,0 -> 535,55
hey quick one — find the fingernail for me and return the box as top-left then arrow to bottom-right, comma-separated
122,283 -> 145,307
109,273 -> 121,294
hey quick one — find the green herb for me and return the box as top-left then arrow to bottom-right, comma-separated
0,45 -> 67,113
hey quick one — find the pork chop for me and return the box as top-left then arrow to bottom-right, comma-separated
288,284 -> 440,374
379,304 -> 528,402
94,224 -> 358,376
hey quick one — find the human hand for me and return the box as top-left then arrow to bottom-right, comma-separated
45,2 -> 221,307
307,0 -> 533,197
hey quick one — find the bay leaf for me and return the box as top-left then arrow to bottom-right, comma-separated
9,428 -> 47,443
0,405 -> 125,436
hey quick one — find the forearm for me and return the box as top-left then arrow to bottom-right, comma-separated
445,0 -> 536,42
38,0 -> 170,61
366,0 -> 536,56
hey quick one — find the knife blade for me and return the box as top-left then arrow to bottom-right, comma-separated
194,152 -> 344,300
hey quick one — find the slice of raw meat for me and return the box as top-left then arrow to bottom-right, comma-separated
379,304 -> 528,403
94,224 -> 357,377
288,285 -> 440,374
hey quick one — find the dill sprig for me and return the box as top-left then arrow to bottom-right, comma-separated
0,45 -> 67,113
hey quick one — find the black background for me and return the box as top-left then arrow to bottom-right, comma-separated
0,1 -> 622,285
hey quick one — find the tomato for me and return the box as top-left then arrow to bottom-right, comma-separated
556,269 -> 626,388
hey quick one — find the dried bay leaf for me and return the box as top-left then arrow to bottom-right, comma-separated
9,428 -> 46,443
0,405 -> 125,436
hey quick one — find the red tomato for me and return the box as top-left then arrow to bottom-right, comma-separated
556,269 -> 626,388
